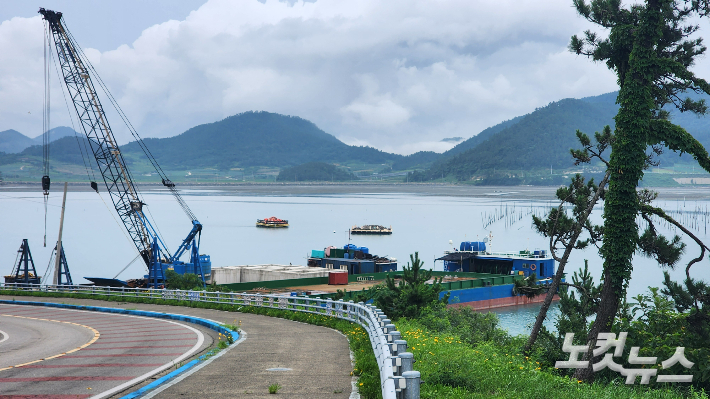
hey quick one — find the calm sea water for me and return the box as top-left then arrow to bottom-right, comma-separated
2,187 -> 708,335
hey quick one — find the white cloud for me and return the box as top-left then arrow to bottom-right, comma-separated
1,0 -> 625,154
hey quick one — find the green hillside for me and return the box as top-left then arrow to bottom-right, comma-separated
427,98 -> 618,180
121,111 -> 398,169
276,162 -> 357,182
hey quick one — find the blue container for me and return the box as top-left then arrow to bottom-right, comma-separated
360,246 -> 369,254
360,261 -> 375,274
377,262 -> 397,273
460,241 -> 486,251
344,244 -> 358,250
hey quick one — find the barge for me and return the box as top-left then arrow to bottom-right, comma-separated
350,225 -> 392,235
256,217 -> 289,228
434,238 -> 559,310
308,244 -> 398,274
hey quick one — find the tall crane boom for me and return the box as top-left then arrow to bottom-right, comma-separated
39,8 -> 209,286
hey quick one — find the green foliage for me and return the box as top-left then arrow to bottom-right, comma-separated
164,270 -> 204,290
416,305 -> 511,348
268,383 -> 281,394
568,4 -> 710,380
395,317 -> 702,399
556,261 -> 601,340
371,252 -> 449,319
276,162 -> 356,182
512,273 -> 548,299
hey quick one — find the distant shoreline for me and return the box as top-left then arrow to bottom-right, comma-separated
2,181 -> 710,200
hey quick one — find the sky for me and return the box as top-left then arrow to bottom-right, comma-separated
2,0 -> 708,155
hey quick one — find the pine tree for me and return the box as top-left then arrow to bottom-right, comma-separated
569,0 -> 710,381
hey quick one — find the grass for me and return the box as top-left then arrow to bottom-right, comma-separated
268,383 -> 282,394
0,289 -> 381,399
396,319 -> 708,399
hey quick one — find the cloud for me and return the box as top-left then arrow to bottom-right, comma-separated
1,0 -> 623,154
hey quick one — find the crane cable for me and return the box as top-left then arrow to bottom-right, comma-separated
62,21 -> 197,222
42,22 -> 51,247
44,21 -> 143,271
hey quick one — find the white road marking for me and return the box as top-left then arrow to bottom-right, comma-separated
141,331 -> 247,398
91,319 -> 205,399
0,304 -> 206,399
0,330 -> 8,344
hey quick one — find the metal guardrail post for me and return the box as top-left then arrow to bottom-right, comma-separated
399,352 -> 413,374
395,339 -> 407,355
388,330 -> 401,343
402,371 -> 420,399
384,323 -> 395,334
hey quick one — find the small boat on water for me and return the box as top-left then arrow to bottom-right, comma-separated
351,225 -> 392,235
257,217 -> 289,228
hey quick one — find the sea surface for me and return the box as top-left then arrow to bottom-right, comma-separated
2,185 -> 709,335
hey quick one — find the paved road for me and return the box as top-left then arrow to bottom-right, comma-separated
0,303 -> 212,398
0,296 -> 355,398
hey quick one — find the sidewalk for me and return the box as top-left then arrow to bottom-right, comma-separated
0,295 -> 354,398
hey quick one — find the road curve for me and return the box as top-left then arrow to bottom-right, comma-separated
0,295 -> 355,398
0,303 -> 210,398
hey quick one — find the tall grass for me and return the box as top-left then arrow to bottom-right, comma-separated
396,318 -> 708,399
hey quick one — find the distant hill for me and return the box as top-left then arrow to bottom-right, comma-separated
426,98 -> 619,180
0,129 -> 34,154
121,111 -> 399,169
443,115 -> 525,158
392,151 -> 442,171
0,126 -> 79,154
20,135 -> 94,166
31,126 -> 78,144
276,162 -> 357,182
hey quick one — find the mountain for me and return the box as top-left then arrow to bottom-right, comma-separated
121,111 -> 399,169
20,135 -> 93,166
427,98 -> 619,180
0,130 -> 35,153
31,126 -> 78,144
392,151 -> 442,171
443,115 -> 525,158
0,127 -> 79,154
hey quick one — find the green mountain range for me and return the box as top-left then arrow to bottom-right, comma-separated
4,92 -> 710,184
0,127 -> 78,154
121,111 -> 398,169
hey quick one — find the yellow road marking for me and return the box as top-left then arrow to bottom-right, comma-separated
0,314 -> 100,371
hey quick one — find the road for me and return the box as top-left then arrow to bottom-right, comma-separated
0,303 -> 212,398
0,296 -> 355,398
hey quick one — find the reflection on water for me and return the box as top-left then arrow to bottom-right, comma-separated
490,302 -> 561,337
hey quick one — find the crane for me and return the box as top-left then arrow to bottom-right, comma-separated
39,8 -> 210,287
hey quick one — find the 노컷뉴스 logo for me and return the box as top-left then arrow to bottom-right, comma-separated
555,332 -> 693,384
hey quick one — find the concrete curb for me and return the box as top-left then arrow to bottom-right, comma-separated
0,299 -> 239,398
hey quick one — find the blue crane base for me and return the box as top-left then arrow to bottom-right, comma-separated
147,256 -> 211,288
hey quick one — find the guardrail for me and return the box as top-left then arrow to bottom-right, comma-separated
0,284 -> 420,399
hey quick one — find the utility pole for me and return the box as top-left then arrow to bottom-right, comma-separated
53,182 -> 68,285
